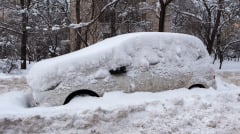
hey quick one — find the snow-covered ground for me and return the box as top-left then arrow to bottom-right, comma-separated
0,61 -> 239,134
0,64 -> 31,94
214,60 -> 240,71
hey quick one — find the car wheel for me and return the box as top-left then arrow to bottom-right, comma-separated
188,84 -> 205,89
63,89 -> 99,105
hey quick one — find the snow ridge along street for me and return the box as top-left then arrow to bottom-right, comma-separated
0,61 -> 240,133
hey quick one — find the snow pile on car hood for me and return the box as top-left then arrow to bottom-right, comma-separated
27,32 -> 209,92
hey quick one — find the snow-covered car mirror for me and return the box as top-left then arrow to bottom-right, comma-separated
27,32 -> 216,106
109,66 -> 127,75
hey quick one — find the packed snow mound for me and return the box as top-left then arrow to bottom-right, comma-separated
0,77 -> 240,133
27,32 -> 209,92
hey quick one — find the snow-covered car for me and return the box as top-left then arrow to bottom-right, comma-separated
27,32 -> 216,106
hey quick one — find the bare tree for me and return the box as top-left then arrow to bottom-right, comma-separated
0,0 -> 71,65
69,0 -> 121,51
172,0 -> 240,68
203,0 -> 224,55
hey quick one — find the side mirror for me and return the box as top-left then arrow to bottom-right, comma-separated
109,66 -> 127,75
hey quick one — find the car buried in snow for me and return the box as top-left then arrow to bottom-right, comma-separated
27,32 -> 216,106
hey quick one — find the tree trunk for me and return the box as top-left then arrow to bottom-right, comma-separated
21,30 -> 27,69
158,5 -> 166,32
206,0 -> 223,55
75,0 -> 81,50
206,39 -> 214,55
158,0 -> 173,32
213,52 -> 217,64
110,1 -> 119,37
20,0 -> 29,69
219,53 -> 223,69
216,33 -> 223,69
110,9 -> 116,37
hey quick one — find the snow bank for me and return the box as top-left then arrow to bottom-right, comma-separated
214,60 -> 240,86
0,77 -> 240,133
0,91 -> 32,113
214,60 -> 240,71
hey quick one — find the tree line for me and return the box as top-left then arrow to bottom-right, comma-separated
0,0 -> 239,73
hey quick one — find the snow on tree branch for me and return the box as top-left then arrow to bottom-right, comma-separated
224,40 -> 240,51
69,0 -> 120,29
175,10 -> 203,21
0,25 -> 23,35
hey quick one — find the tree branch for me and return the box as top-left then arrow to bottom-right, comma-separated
69,0 -> 120,29
224,40 -> 240,51
0,25 -> 22,35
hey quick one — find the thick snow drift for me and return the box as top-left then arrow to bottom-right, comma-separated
0,61 -> 240,133
0,77 -> 240,133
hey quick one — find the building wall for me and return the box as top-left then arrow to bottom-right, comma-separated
69,0 -> 172,50
70,0 -> 94,51
146,0 -> 171,32
0,8 -> 4,22
0,0 -> 21,22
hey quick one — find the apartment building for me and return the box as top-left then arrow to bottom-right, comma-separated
0,0 -> 20,22
70,0 -> 172,51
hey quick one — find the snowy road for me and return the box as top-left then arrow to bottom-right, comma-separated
0,75 -> 29,94
0,75 -> 240,134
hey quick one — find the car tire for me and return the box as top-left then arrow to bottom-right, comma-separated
188,84 -> 205,89
63,89 -> 99,105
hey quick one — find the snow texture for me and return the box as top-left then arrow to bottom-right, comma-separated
27,32 -> 215,106
0,77 -> 240,134
0,61 -> 240,133
27,32 -> 209,92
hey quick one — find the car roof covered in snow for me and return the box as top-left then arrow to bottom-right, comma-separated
27,32 -> 209,91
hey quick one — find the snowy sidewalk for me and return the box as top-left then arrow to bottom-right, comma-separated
0,75 -> 29,94
217,71 -> 240,86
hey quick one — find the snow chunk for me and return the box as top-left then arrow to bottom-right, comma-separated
52,25 -> 60,31
94,69 -> 109,79
69,22 -> 90,29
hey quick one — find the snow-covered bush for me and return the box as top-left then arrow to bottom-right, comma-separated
0,59 -> 19,73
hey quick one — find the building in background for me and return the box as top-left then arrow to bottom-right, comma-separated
69,0 -> 172,51
0,0 -> 20,21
